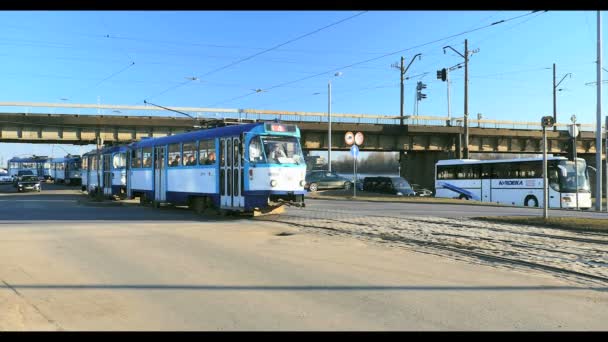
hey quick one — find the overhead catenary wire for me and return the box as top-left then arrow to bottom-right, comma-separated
144,11 -> 368,101
205,11 -> 544,107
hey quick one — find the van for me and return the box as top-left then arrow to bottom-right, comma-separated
362,176 -> 416,196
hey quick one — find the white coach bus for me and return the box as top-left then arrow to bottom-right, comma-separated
435,157 -> 591,209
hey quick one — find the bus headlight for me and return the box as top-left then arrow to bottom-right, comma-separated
300,180 -> 306,187
270,180 -> 277,187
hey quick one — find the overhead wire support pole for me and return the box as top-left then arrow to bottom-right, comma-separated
443,40 -> 470,159
596,10 -> 603,212
393,53 -> 422,126
553,64 -> 572,132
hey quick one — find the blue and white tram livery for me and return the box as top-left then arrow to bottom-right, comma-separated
8,156 -> 50,180
81,150 -> 101,194
49,155 -> 82,185
101,145 -> 128,198
127,122 -> 306,213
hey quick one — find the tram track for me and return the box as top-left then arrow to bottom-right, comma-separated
259,209 -> 608,285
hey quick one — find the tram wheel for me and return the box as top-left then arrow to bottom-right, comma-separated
192,197 -> 207,215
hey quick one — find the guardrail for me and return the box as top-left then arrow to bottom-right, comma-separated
0,101 -> 600,132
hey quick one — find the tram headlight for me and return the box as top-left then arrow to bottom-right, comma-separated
270,180 -> 277,187
300,180 -> 306,187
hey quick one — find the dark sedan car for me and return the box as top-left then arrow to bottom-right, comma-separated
305,170 -> 352,192
362,176 -> 416,196
16,175 -> 42,192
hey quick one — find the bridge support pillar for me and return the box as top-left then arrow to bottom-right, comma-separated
400,151 -> 455,191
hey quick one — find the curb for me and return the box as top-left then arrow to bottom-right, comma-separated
305,195 -> 538,210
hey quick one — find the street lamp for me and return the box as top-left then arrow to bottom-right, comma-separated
328,72 -> 343,172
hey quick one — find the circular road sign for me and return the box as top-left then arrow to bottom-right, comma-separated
354,132 -> 364,146
344,131 -> 354,146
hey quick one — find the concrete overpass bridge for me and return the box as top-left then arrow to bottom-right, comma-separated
0,101 -> 604,189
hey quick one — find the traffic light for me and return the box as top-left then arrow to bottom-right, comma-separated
541,116 -> 555,128
436,68 -> 447,82
417,93 -> 427,100
416,81 -> 427,91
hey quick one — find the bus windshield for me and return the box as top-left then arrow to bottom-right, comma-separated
557,160 -> 590,193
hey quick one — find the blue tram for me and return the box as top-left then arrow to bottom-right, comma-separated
127,122 -> 306,213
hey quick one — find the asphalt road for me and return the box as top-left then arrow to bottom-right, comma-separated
300,197 -> 608,219
1,184 -> 607,330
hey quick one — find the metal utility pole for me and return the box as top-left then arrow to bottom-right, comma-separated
541,116 -> 555,219
543,125 -> 549,219
96,134 -> 102,198
553,64 -> 572,132
464,39 -> 469,159
596,10 -> 603,212
443,40 -> 471,159
553,64 -> 557,131
328,81 -> 332,172
392,54 -> 422,126
605,116 -> 608,212
447,71 -> 452,125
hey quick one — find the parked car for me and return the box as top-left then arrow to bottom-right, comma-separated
411,184 -> 433,197
0,171 -> 12,184
362,176 -> 416,196
13,170 -> 35,186
16,175 -> 41,192
305,170 -> 352,192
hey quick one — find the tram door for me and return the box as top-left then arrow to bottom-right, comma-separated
126,151 -> 132,198
154,146 -> 166,202
220,137 -> 244,209
103,154 -> 113,196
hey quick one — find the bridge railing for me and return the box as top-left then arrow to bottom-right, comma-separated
0,102 -> 600,132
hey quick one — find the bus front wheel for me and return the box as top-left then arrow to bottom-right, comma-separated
524,196 -> 539,207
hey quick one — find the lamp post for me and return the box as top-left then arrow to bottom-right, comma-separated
569,115 -> 580,210
328,71 -> 343,172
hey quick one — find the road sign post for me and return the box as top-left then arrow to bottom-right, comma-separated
541,116 -> 555,219
350,144 -> 359,198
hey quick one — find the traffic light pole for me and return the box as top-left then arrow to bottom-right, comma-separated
443,40 -> 469,159
400,57 -> 404,126
447,70 -> 451,126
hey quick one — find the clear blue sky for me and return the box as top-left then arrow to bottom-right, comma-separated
0,10 -> 606,165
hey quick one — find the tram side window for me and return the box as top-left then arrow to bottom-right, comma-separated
82,158 -> 88,170
199,139 -> 216,165
131,149 -> 141,168
142,147 -> 153,168
168,143 -> 181,167
182,142 -> 198,166
113,153 -> 126,169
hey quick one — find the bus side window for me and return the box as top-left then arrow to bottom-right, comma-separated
548,167 -> 560,191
